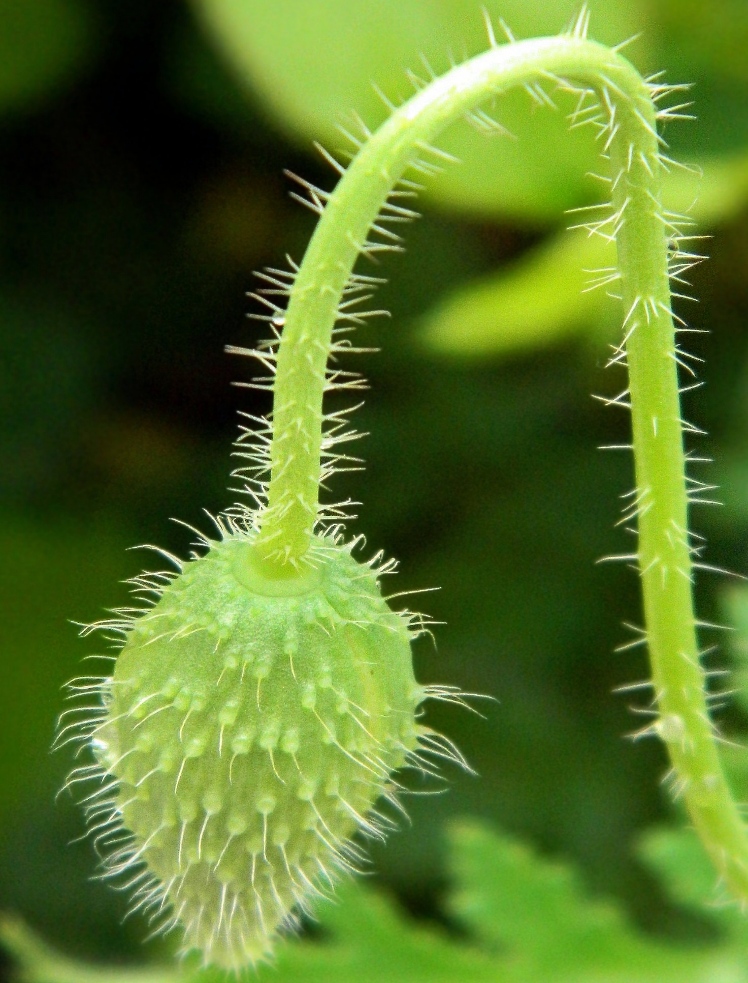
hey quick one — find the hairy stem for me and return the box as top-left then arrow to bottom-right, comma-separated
253,33 -> 748,898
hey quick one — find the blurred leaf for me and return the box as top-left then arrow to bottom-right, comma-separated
446,820 -> 731,982
0,916 -> 177,983
190,0 -> 642,221
419,150 -> 748,359
663,152 -> 748,225
651,0 -> 748,85
6,820 -> 748,983
647,0 -> 748,159
449,821 -> 628,957
0,884 -> 500,983
270,880 -> 499,983
164,13 -> 259,138
0,0 -> 97,117
417,228 -> 618,358
637,826 -> 748,940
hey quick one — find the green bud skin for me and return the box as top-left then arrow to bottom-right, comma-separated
83,531 -> 425,970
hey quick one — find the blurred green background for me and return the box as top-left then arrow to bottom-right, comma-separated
2,0 -> 748,970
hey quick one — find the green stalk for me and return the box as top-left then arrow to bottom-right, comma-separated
609,103 -> 748,894
252,33 -> 748,898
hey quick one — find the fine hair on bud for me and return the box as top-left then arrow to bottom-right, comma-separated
58,512 -> 463,971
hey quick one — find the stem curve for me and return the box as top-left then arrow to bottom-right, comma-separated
252,33 -> 748,901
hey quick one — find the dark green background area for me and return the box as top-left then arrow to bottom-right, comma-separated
1,0 -> 748,969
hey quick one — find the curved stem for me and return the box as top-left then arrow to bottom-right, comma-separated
253,34 -> 748,898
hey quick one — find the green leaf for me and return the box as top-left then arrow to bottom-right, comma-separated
418,228 -> 619,358
0,0 -> 97,117
189,0 -> 642,221
270,881 -> 499,983
1,886 -> 500,983
0,916 -> 178,983
662,152 -> 748,227
637,826 -> 748,939
7,820 -> 748,983
446,820 -> 723,982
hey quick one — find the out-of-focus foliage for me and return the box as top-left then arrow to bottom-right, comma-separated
419,150 -> 748,357
2,0 -> 748,978
191,0 -> 640,221
191,0 -> 748,355
0,0 -> 97,116
418,228 -> 620,358
4,820 -> 748,983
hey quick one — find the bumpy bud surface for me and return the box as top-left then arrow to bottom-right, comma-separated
88,531 -> 423,970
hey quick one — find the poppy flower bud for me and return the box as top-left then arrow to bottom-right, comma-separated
79,531 -> 424,970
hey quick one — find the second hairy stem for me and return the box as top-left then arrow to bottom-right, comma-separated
253,33 -> 748,898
